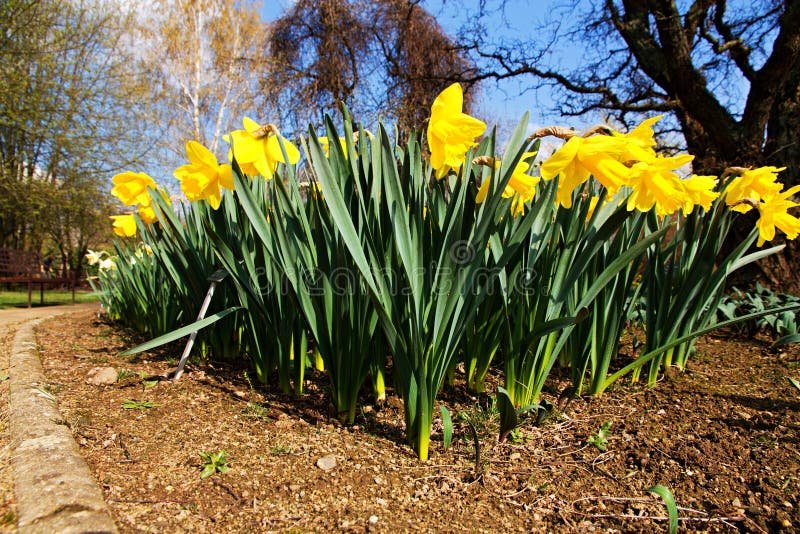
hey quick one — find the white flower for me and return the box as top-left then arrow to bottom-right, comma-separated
85,249 -> 107,266
98,258 -> 116,271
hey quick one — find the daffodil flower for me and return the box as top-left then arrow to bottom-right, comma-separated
624,154 -> 694,216
615,115 -> 662,162
540,135 -> 631,208
754,184 -> 800,246
476,153 -> 540,216
136,190 -> 171,224
225,118 -> 300,179
85,249 -> 106,266
174,141 -> 234,210
98,258 -> 116,271
111,171 -> 156,207
680,174 -> 719,214
725,166 -> 786,213
110,214 -> 137,237
427,83 -> 486,179
540,116 -> 666,208
319,136 -> 349,158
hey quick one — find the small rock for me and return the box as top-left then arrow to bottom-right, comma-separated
86,366 -> 118,385
368,515 -> 378,524
376,498 -> 388,507
316,455 -> 337,471
509,452 -> 521,461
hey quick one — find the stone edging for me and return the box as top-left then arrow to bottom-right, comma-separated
9,317 -> 118,533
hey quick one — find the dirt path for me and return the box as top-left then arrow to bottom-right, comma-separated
0,302 -> 105,532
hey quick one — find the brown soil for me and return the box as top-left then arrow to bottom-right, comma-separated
32,310 -> 800,533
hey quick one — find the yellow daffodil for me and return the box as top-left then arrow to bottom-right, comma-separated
174,141 -> 233,210
427,83 -> 486,179
136,190 -> 171,224
319,136 -> 349,158
725,166 -> 786,213
476,153 -> 539,216
615,115 -> 661,162
225,118 -> 300,179
754,184 -> 800,246
110,214 -> 137,237
111,171 -> 156,207
624,154 -> 694,216
540,135 -> 631,208
540,116 -> 667,208
680,174 -> 719,214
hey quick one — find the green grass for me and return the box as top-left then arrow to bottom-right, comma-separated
0,288 -> 98,309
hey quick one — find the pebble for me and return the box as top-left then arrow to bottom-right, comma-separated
86,366 -> 118,385
369,515 -> 378,524
316,454 -> 337,471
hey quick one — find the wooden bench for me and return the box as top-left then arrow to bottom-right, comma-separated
0,248 -> 76,308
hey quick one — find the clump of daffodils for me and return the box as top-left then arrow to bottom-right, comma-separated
109,171 -> 171,237
106,84 -> 799,248
723,166 -> 800,246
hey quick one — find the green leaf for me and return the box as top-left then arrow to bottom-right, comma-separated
587,421 -> 612,451
788,377 -> 800,392
0,374 -> 8,382
774,334 -> 800,347
440,405 -> 453,450
648,484 -> 678,534
200,464 -> 216,479
496,386 -> 518,443
119,307 -> 242,356
121,399 -> 159,409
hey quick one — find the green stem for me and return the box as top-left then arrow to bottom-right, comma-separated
372,367 -> 386,402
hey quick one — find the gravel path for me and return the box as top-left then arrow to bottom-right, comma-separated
0,303 -> 117,533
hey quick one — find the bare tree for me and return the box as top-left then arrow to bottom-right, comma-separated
447,0 -> 800,289
453,1 -> 798,179
138,0 -> 269,162
265,0 -> 478,135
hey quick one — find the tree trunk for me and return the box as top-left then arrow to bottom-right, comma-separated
754,69 -> 800,294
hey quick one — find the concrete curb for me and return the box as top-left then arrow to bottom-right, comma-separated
9,315 -> 118,533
